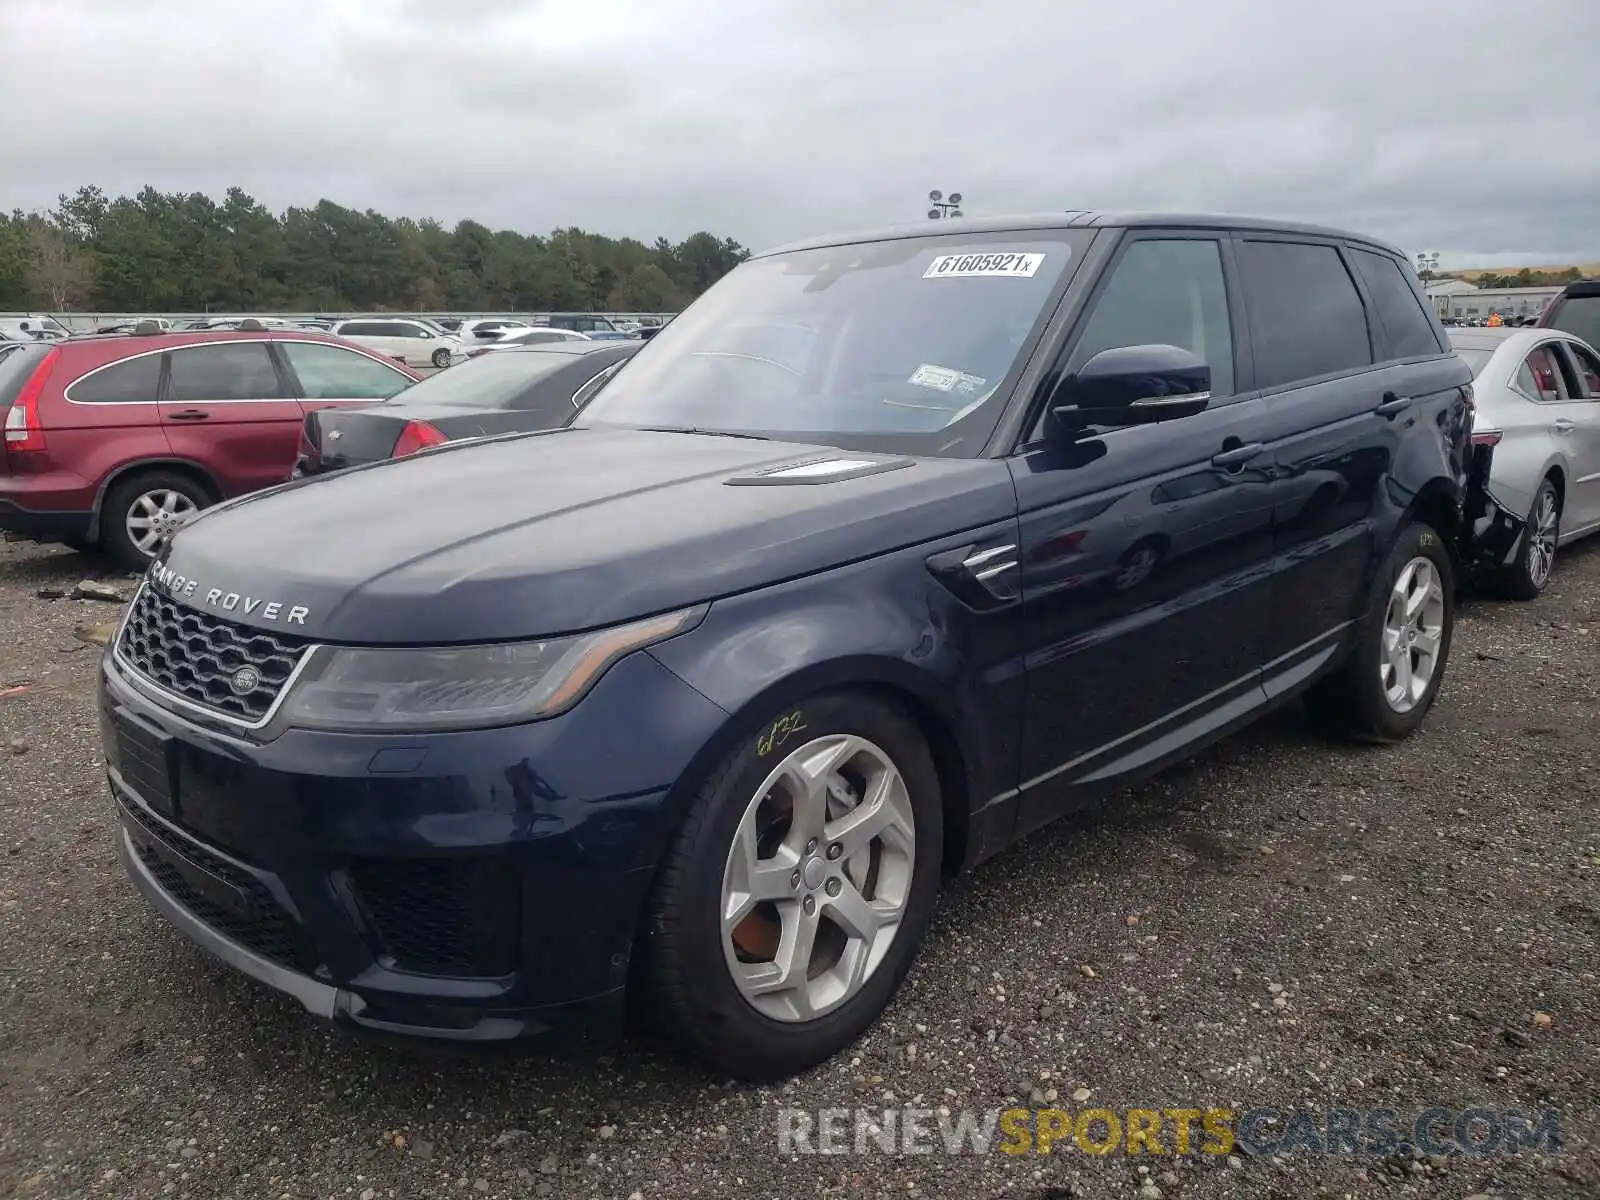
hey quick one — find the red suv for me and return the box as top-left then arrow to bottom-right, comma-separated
1,326 -> 419,568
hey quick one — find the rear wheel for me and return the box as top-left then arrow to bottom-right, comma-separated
101,470 -> 211,571
640,690 -> 943,1079
430,348 -> 452,368
1304,522 -> 1455,742
1499,478 -> 1560,600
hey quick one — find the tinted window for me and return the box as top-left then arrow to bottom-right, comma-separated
386,350 -> 576,409
67,352 -> 163,403
1352,250 -> 1442,358
1565,342 -> 1600,396
1238,241 -> 1372,388
167,343 -> 284,402
282,341 -> 411,400
381,323 -> 426,338
338,322 -> 382,337
1547,297 -> 1600,348
1070,238 -> 1235,397
1521,346 -> 1568,401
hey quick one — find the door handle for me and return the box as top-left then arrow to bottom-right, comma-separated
1211,442 -> 1265,469
1375,392 -> 1413,417
1554,417 -> 1575,433
167,409 -> 210,422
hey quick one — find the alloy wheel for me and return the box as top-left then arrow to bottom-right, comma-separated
1526,486 -> 1559,589
720,734 -> 916,1022
1379,556 -> 1446,714
125,489 -> 198,557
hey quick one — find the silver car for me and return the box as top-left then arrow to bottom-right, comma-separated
1450,327 -> 1600,597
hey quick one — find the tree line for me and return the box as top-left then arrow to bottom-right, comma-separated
0,185 -> 752,314
1424,266 -> 1588,289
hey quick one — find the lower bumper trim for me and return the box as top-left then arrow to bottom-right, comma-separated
117,825 -> 628,1046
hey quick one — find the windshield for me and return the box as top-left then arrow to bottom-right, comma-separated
579,232 -> 1089,456
386,350 -> 576,409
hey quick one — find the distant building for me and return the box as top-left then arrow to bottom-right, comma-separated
1423,279 -> 1561,321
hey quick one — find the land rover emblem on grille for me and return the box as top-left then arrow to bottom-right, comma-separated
229,666 -> 261,696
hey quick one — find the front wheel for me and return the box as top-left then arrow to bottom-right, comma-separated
430,348 -> 452,368
640,690 -> 943,1079
1304,522 -> 1455,742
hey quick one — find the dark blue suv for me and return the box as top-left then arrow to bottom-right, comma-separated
99,213 -> 1474,1079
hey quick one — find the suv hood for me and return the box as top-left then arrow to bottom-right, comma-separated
151,426 -> 1015,643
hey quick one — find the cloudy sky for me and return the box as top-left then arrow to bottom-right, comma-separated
2,0 -> 1596,266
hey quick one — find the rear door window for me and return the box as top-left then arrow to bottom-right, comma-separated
1238,240 -> 1373,388
167,343 -> 286,402
1351,249 -> 1444,359
66,352 -> 164,403
1518,346 -> 1569,402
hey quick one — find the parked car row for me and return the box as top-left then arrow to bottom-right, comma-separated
82,211 -> 1600,1084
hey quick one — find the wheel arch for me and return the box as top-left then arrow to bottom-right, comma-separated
90,458 -> 224,540
654,653 -> 983,881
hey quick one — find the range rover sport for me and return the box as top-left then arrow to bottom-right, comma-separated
99,212 -> 1474,1080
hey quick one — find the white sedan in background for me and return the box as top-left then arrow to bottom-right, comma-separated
330,318 -> 464,368
1450,327 -> 1600,597
467,327 -> 592,357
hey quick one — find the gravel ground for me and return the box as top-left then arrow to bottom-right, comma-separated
1,535 -> 1596,1200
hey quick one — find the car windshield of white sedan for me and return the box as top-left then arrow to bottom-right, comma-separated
580,235 -> 1086,455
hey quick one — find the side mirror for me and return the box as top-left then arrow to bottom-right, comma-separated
1050,344 -> 1212,432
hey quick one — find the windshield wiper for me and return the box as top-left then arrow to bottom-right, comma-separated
634,424 -> 772,441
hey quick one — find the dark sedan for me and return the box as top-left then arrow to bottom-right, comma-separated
293,341 -> 637,476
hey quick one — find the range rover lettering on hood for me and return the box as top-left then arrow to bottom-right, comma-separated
147,561 -> 311,625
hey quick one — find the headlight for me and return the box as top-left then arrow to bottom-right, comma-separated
277,606 -> 705,732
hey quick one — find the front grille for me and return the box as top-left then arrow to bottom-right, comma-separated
120,793 -> 314,972
117,586 -> 311,723
348,858 -> 520,978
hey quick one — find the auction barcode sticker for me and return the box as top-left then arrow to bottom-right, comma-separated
923,252 -> 1046,279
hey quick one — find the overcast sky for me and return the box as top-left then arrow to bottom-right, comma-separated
2,0 -> 1596,266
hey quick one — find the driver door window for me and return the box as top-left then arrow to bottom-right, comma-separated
1069,238 -> 1236,400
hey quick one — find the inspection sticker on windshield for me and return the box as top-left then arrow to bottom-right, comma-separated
923,252 -> 1045,279
909,364 -> 987,395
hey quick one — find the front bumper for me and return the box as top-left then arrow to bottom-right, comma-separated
99,643 -> 729,1045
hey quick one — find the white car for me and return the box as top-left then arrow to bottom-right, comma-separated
1450,326 -> 1600,597
0,314 -> 71,341
330,318 -> 463,368
457,318 -> 530,347
468,327 -> 592,357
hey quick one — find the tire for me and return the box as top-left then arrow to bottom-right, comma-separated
1498,478 -> 1560,601
431,348 -> 452,369
100,470 -> 212,571
640,689 -> 943,1079
1304,522 -> 1455,742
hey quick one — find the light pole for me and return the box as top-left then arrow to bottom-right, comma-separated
927,189 -> 964,220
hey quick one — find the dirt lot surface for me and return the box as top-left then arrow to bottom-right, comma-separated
1,536 -> 1596,1199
